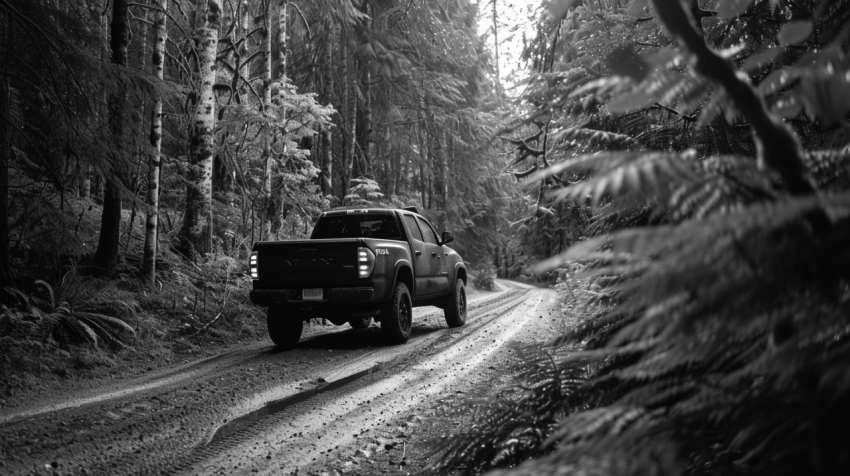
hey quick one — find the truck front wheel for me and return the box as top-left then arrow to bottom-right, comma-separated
444,280 -> 467,328
381,283 -> 412,344
267,306 -> 303,349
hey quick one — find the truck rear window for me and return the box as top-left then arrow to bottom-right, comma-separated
312,215 -> 404,240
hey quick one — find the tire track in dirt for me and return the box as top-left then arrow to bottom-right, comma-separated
100,285 -> 536,476
0,281 -> 537,475
170,288 -> 557,475
0,281 -> 524,427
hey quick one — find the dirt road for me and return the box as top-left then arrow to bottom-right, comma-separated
0,281 -> 560,475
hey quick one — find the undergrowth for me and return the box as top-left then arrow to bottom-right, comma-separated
470,263 -> 498,292
0,201 -> 265,402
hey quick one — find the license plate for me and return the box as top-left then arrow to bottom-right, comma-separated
302,288 -> 323,301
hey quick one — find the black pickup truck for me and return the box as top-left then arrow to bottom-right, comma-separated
249,207 -> 467,348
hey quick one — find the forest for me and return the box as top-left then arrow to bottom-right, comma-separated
2,0 -> 850,475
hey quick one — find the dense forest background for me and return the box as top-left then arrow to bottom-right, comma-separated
3,0 -> 850,474
0,0 -> 532,356
0,0 -> 526,283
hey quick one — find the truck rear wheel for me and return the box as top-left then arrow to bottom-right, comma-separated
349,316 -> 372,330
381,283 -> 412,344
444,280 -> 467,328
267,306 -> 303,349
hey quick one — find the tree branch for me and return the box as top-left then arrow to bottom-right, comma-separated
512,165 -> 538,182
651,102 -> 697,122
287,2 -> 312,39
650,0 -> 817,197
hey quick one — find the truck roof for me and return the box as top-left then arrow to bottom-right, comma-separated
322,208 -> 418,217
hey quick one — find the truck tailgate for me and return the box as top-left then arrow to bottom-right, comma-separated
253,239 -> 362,288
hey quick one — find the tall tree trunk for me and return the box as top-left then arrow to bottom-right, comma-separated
348,71 -> 357,185
397,137 -> 409,196
142,0 -> 168,284
416,118 -> 428,209
82,1 -> 104,202
419,163 -> 426,209
0,75 -> 11,287
431,123 -> 447,210
91,0 -> 129,276
277,1 -> 287,96
237,0 -> 250,100
124,6 -> 150,252
441,128 -> 449,208
177,0 -> 221,258
354,65 -> 372,179
80,167 -> 91,198
258,1 -> 275,240
340,38 -> 353,200
492,0 -> 501,91
356,0 -> 373,179
276,1 -> 288,232
319,25 -> 334,196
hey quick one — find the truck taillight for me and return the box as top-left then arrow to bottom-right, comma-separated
250,251 -> 258,280
358,247 -> 375,278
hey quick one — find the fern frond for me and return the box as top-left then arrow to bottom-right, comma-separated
485,419 -> 681,476
804,149 -> 850,190
74,311 -> 136,338
33,280 -> 55,312
1,287 -> 32,307
427,399 -> 554,475
74,314 -> 127,349
549,127 -> 642,154
56,311 -> 99,347
544,406 -> 655,447
544,151 -> 699,205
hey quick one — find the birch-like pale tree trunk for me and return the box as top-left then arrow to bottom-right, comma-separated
277,1 -> 288,230
258,1 -> 274,240
278,1 -> 287,99
238,0 -> 250,100
91,0 -> 129,276
141,0 -> 168,283
177,0 -> 222,258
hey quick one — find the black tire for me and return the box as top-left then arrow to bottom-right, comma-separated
267,306 -> 303,349
381,282 -> 412,344
348,316 -> 372,330
444,279 -> 467,328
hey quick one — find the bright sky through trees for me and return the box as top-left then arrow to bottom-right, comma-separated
477,0 -> 535,94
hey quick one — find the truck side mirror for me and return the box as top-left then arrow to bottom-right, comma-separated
441,231 -> 454,245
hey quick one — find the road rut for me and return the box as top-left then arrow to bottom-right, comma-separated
0,280 -> 559,475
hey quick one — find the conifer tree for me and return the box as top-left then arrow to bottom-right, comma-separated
90,0 -> 130,276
